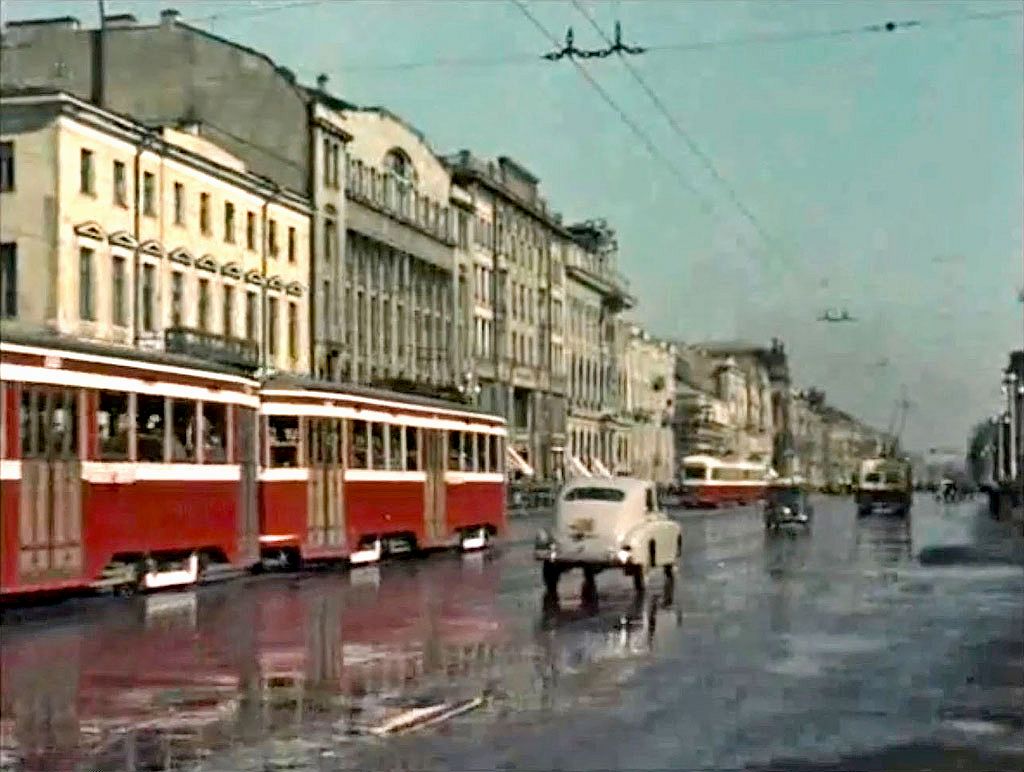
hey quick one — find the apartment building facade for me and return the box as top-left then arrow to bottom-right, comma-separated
0,91 -> 311,373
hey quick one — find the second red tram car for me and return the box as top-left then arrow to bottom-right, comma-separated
0,333 -> 507,600
258,378 -> 507,565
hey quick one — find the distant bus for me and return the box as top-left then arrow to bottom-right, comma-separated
855,457 -> 913,517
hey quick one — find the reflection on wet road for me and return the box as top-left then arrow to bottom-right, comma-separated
1,496 -> 1022,771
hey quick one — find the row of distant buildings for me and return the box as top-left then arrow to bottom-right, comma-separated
673,339 -> 890,488
0,9 -> 884,486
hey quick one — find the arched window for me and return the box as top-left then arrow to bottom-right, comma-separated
383,148 -> 416,185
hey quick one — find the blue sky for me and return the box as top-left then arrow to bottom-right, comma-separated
3,0 -> 1022,451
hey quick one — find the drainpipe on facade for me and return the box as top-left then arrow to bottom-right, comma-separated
261,184 -> 282,378
131,130 -> 155,347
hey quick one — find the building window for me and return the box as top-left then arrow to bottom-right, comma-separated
113,160 -> 127,206
79,247 -> 94,320
268,219 -> 278,257
142,171 -> 156,216
199,192 -> 211,234
324,219 -> 335,263
288,226 -> 296,263
198,278 -> 210,331
171,271 -> 184,327
112,255 -> 127,326
173,182 -> 185,225
268,297 -> 279,357
0,141 -> 13,192
322,279 -> 331,337
80,148 -> 94,194
246,211 -> 256,250
0,243 -> 15,318
223,284 -> 235,337
246,291 -> 258,340
224,202 -> 235,243
322,138 -> 331,187
288,301 -> 298,364
141,263 -> 156,332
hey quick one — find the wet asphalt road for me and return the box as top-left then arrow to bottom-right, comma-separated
1,495 -> 1022,772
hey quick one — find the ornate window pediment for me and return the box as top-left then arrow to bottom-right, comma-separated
168,247 -> 194,266
285,281 -> 304,297
73,221 -> 105,240
266,276 -> 284,292
108,230 -> 138,249
244,269 -> 265,286
139,240 -> 164,258
221,262 -> 242,279
196,255 -> 218,273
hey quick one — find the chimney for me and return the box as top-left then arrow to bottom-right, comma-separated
160,9 -> 180,27
316,73 -> 329,92
104,14 -> 137,28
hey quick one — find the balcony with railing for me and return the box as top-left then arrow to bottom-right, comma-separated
164,327 -> 259,371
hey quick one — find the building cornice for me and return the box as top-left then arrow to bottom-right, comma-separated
1,91 -> 312,214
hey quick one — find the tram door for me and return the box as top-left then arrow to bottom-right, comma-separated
307,418 -> 345,551
236,406 -> 260,565
18,387 -> 83,580
422,429 -> 447,546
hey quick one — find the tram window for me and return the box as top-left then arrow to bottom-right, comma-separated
683,465 -> 706,481
864,472 -> 881,484
202,402 -> 228,463
388,424 -> 403,470
350,420 -> 368,468
20,389 -> 38,457
97,391 -> 131,460
305,418 -> 320,464
448,431 -> 462,470
405,426 -> 420,470
370,422 -> 386,469
322,419 -> 341,464
49,390 -> 78,458
136,394 -> 165,462
470,433 -> 480,472
481,432 -> 490,472
170,399 -> 197,462
488,435 -> 499,473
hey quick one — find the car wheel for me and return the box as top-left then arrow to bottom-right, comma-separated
542,561 -> 561,595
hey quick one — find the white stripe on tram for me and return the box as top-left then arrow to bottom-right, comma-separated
259,468 -> 310,482
260,388 -> 506,424
444,472 -> 505,484
344,469 -> 428,483
0,363 -> 260,408
259,401 -> 507,435
0,342 -> 258,387
80,462 -> 242,483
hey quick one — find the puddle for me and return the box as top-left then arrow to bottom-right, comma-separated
941,718 -> 1016,736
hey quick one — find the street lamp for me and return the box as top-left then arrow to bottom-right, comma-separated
1003,372 -> 1018,482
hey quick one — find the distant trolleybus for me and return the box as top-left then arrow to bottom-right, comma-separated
855,457 -> 913,517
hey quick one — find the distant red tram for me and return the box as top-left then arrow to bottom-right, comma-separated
0,334 -> 507,600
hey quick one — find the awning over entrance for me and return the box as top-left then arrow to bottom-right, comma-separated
506,446 -> 535,477
567,456 -> 593,478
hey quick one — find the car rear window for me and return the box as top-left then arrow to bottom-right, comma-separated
563,487 -> 626,502
864,473 -> 882,483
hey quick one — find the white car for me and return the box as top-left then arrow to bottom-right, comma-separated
534,477 -> 681,595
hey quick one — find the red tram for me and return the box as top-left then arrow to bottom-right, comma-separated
0,334 -> 507,600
